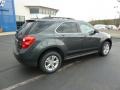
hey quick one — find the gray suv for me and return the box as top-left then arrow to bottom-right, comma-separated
14,17 -> 112,73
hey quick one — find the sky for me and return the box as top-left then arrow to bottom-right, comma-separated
27,0 -> 120,21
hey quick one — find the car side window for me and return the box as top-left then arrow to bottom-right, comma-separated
79,23 -> 94,34
56,22 -> 78,33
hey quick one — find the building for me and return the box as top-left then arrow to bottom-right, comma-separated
14,0 -> 59,29
0,0 -> 59,32
0,0 -> 16,32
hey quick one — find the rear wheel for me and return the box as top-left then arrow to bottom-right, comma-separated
39,51 -> 62,73
99,41 -> 111,56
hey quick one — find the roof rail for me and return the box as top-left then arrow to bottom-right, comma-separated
26,20 -> 36,22
42,17 -> 74,20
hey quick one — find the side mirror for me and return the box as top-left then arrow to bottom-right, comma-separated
89,30 -> 95,35
94,29 -> 99,33
89,29 -> 99,35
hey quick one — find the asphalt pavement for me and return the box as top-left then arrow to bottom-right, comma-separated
0,35 -> 120,90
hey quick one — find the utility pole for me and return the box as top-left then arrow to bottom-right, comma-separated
114,6 -> 117,25
117,0 -> 120,26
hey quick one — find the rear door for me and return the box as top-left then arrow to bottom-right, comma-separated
56,22 -> 85,55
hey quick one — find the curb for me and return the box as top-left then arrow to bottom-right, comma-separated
110,34 -> 120,39
0,32 -> 16,36
112,36 -> 120,39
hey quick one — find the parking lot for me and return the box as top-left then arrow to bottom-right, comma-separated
0,35 -> 120,90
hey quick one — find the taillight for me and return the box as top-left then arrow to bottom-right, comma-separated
22,35 -> 36,49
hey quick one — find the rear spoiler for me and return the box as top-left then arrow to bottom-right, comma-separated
26,20 -> 36,22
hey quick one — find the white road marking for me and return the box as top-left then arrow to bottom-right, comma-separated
1,75 -> 45,90
58,60 -> 82,72
1,62 -> 77,90
58,63 -> 75,72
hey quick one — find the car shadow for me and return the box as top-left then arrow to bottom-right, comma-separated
18,53 -> 101,76
62,53 -> 101,67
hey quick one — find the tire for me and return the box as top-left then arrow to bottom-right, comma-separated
39,51 -> 62,74
99,41 -> 111,56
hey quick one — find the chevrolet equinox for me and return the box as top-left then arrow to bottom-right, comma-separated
14,17 -> 112,73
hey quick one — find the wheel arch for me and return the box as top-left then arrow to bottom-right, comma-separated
98,38 -> 112,56
37,46 -> 65,66
103,38 -> 112,49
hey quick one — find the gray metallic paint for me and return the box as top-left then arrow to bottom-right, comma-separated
14,20 -> 112,67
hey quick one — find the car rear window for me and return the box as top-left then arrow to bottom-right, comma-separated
16,22 -> 34,38
28,21 -> 55,34
18,22 -> 34,32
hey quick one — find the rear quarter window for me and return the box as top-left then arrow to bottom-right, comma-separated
28,21 -> 56,34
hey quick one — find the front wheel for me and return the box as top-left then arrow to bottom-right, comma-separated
39,51 -> 62,74
99,41 -> 111,56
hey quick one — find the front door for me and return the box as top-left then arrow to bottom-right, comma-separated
79,22 -> 100,52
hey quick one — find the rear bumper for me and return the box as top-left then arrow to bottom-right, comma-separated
13,50 -> 38,67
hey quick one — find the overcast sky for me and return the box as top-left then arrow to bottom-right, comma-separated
28,0 -> 120,21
